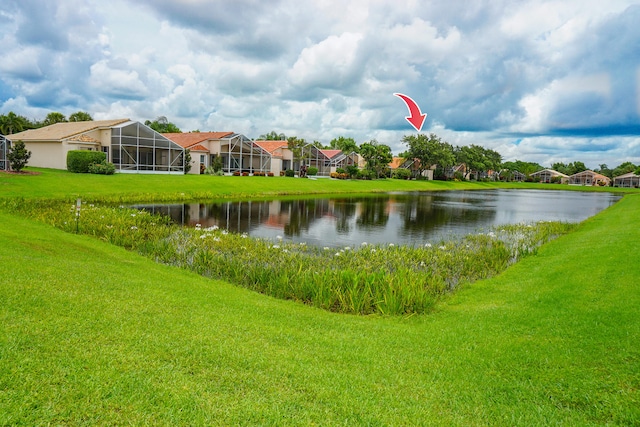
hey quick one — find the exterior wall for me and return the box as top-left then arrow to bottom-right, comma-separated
270,158 -> 283,176
23,142 -> 67,169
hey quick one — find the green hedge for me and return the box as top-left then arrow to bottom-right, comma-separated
67,150 -> 106,173
307,167 -> 318,176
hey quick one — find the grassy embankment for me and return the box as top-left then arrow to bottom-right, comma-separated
1,168 -> 638,424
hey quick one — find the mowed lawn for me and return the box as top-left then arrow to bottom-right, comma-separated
0,169 -> 639,425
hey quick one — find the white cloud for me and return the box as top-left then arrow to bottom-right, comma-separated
0,0 -> 639,169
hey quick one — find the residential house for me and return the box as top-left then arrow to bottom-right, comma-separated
613,171 -> 640,188
165,132 -> 272,175
253,140 -> 291,175
530,169 -> 569,184
568,170 -> 611,186
388,157 -> 434,179
8,119 -> 186,173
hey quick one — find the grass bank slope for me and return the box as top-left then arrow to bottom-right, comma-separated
2,168 -> 631,203
1,199 -> 639,423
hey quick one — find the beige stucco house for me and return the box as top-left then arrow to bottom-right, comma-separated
8,119 -> 186,173
613,171 -> 640,187
568,170 -> 611,186
530,169 -> 569,183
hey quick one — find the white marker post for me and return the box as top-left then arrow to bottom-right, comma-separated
75,198 -> 81,233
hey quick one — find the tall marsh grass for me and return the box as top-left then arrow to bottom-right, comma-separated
2,199 -> 575,315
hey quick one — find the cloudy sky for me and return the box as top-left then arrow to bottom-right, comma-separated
1,0 -> 639,168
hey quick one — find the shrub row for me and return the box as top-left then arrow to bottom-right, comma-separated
66,150 -> 115,175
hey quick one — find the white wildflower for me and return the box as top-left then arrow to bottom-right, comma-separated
425,243 -> 432,248
131,226 -> 138,230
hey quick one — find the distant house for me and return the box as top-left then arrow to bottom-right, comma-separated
253,140 -> 291,175
507,170 -> 526,182
530,169 -> 569,184
388,157 -> 434,179
165,132 -> 271,175
613,172 -> 640,188
9,119 -> 186,173
568,170 -> 610,186
0,134 -> 8,171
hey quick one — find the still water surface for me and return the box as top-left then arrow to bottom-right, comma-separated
135,190 -> 620,247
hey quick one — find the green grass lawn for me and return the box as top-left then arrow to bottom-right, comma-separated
1,169 -> 639,425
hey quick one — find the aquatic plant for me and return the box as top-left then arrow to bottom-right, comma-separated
3,199 -> 575,315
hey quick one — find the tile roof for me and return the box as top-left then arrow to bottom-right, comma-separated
614,171 -> 639,179
9,119 -> 130,141
570,170 -> 610,181
163,132 -> 234,149
188,144 -> 209,152
254,140 -> 288,153
389,157 -> 407,169
320,149 -> 342,159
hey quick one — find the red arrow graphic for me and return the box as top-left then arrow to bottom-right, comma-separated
394,93 -> 427,132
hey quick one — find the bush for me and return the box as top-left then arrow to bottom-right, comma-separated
7,140 -> 31,172
67,150 -> 107,173
346,165 -> 359,178
357,169 -> 376,180
307,166 -> 318,176
335,167 -> 346,174
285,169 -> 295,177
88,161 -> 116,175
393,168 -> 412,180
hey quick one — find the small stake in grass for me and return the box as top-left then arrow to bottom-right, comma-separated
75,198 -> 81,233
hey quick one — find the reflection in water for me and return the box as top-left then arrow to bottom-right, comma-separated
134,190 -> 620,247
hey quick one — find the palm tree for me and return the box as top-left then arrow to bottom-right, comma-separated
0,112 -> 29,135
69,111 -> 93,122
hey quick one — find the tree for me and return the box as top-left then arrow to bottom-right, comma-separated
329,136 -> 359,153
7,140 -> 31,172
612,162 -> 637,178
183,149 -> 191,174
402,133 -> 454,178
43,112 -> 68,126
359,139 -> 393,178
502,160 -> 543,175
259,130 -> 286,140
68,111 -> 93,122
455,145 -> 502,180
551,161 -> 587,176
287,136 -> 307,169
595,164 -> 613,179
0,112 -> 30,134
145,116 -> 181,133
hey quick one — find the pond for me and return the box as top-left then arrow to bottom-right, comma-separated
133,189 -> 621,247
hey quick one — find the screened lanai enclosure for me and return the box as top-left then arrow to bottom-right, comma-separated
0,135 -> 8,171
219,134 -> 271,174
110,121 -> 185,173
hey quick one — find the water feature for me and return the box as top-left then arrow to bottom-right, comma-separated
133,189 -> 621,247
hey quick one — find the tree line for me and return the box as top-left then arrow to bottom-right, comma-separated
0,111 -> 95,135
2,111 -> 638,180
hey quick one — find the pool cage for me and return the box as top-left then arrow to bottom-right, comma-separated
110,121 -> 185,173
0,135 -> 9,171
219,134 -> 272,174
